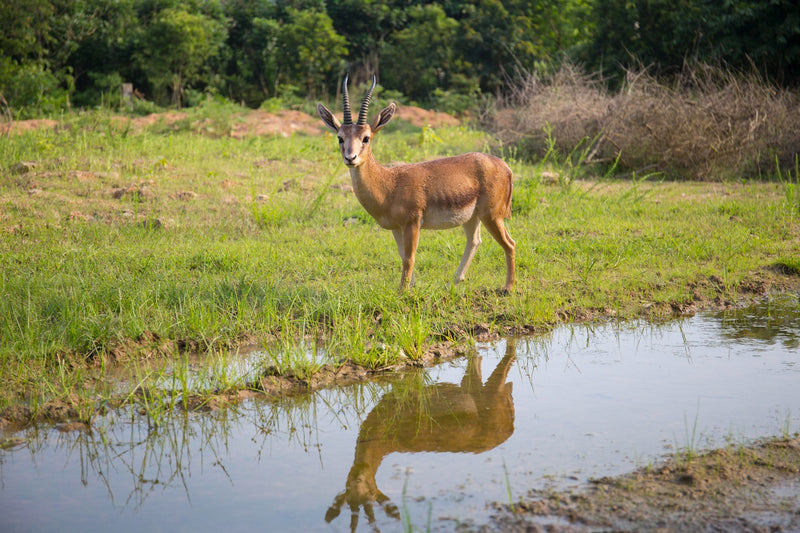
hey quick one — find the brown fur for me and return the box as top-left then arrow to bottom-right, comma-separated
318,100 -> 515,291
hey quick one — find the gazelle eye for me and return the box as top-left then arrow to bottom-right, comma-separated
338,137 -> 344,144
363,136 -> 370,144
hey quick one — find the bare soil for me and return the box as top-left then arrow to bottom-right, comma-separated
395,105 -> 461,128
488,438 -> 800,533
1,105 -> 460,139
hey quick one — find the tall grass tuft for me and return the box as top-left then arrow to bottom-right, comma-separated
777,154 -> 800,215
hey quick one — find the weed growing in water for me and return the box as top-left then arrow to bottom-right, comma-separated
262,319 -> 326,379
390,307 -> 431,361
675,402 -> 702,467
503,459 -> 517,513
401,468 -> 433,533
780,409 -> 793,439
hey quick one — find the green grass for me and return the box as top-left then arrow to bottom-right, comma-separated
1,108 -> 799,413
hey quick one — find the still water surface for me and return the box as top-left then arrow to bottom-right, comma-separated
1,295 -> 799,532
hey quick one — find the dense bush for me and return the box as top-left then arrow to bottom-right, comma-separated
491,64 -> 800,180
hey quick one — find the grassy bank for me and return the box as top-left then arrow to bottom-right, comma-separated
1,108 -> 799,416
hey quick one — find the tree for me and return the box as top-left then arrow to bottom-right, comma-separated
220,0 -> 280,105
327,0 -> 404,83
276,8 -> 348,97
581,0 -> 800,85
0,0 -> 65,114
381,4 -> 461,101
134,6 -> 226,107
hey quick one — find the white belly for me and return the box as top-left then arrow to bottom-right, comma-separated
421,202 -> 476,230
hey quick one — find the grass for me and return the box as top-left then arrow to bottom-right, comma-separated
1,106 -> 799,416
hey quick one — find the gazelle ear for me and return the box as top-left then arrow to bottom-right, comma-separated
371,103 -> 396,132
317,103 -> 341,133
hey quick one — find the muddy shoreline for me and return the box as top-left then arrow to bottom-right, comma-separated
488,437 -> 800,533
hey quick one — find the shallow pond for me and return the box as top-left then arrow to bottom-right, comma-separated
2,295 -> 799,532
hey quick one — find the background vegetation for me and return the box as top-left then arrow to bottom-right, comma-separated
1,0 -> 799,117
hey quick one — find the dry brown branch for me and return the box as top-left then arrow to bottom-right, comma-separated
490,63 -> 800,180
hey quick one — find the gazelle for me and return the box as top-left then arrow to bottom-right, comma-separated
317,75 -> 516,291
325,341 -> 517,530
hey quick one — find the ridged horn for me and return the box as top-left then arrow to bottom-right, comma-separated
342,73 -> 353,125
357,75 -> 377,125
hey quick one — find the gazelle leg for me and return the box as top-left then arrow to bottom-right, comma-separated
392,229 -> 407,286
453,217 -> 481,285
483,217 -> 516,292
394,223 -> 420,290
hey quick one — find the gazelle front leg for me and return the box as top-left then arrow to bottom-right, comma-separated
453,217 -> 482,285
393,221 -> 421,290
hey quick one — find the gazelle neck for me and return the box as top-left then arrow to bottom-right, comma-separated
349,154 -> 393,215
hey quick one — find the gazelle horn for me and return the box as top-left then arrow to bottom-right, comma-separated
342,73 -> 353,125
357,75 -> 377,125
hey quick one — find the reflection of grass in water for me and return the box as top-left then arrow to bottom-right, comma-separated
14,378 -> 397,511
401,468 -> 433,533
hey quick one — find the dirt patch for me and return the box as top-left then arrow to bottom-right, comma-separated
490,438 -> 800,532
127,112 -> 187,129
0,118 -> 59,135
1,106 -> 458,139
231,109 -> 323,138
396,105 -> 460,128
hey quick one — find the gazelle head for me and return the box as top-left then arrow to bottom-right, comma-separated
317,74 -> 396,168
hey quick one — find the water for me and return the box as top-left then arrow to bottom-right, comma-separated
1,295 -> 799,532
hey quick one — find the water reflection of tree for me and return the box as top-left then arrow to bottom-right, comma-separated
714,295 -> 800,350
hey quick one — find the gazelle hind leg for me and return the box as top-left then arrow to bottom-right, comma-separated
453,217 -> 482,285
482,217 -> 516,292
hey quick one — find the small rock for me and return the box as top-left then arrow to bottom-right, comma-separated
140,218 -> 163,230
56,422 -> 90,433
173,191 -> 197,201
10,161 -> 37,174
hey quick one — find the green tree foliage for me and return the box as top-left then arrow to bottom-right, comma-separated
327,0 -> 403,80
382,4 -> 461,100
0,0 -> 797,115
277,8 -> 348,97
0,0 -> 64,114
583,0 -> 800,85
133,6 -> 226,107
219,0 -> 280,105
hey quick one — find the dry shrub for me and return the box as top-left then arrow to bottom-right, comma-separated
492,63 -> 800,180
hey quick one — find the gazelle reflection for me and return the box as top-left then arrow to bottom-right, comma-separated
326,340 -> 517,531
